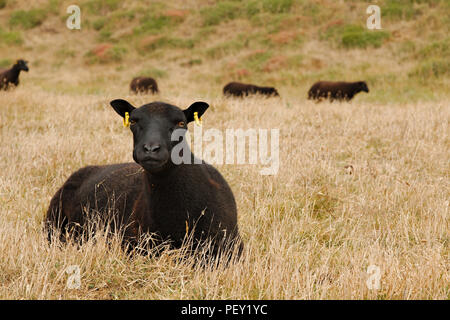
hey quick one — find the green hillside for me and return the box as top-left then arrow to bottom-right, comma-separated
0,0 -> 449,102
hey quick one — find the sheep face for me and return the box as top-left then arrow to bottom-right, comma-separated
110,99 -> 208,174
16,60 -> 29,72
358,81 -> 369,93
267,87 -> 280,96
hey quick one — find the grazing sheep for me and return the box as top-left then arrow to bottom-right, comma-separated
45,99 -> 243,260
223,82 -> 280,97
308,81 -> 369,102
130,76 -> 159,94
0,59 -> 29,90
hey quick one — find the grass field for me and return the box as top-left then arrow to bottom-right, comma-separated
0,0 -> 448,299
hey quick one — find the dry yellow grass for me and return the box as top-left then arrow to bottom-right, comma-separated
0,84 -> 448,299
0,0 -> 448,300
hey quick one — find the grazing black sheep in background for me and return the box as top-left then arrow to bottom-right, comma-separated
130,76 -> 159,94
223,82 -> 280,97
45,99 -> 243,261
308,81 -> 369,102
0,60 -> 29,90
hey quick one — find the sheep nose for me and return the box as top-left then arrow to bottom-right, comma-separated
143,144 -> 161,153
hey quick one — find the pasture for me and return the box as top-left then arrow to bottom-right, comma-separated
0,0 -> 448,299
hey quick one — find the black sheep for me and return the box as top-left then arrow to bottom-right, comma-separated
45,99 -> 243,260
223,82 -> 279,97
308,81 -> 369,102
130,76 -> 159,94
0,59 -> 29,90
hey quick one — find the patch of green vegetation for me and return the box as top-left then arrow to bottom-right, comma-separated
261,0 -> 293,13
417,38 -> 450,59
266,12 -> 292,34
134,12 -> 182,35
245,0 -> 261,17
300,1 -> 320,18
201,1 -> 241,26
340,25 -> 390,49
110,9 -> 136,23
9,9 -> 47,29
107,45 -> 127,61
323,24 -> 390,49
92,18 -> 106,31
85,45 -> 127,64
46,0 -> 61,15
409,58 -> 450,80
201,0 -> 294,27
138,36 -> 195,54
84,0 -> 120,14
0,28 -> 23,45
397,40 -> 417,58
139,16 -> 172,33
242,50 -> 272,72
206,38 -> 246,59
98,29 -> 112,41
383,1 -> 421,20
170,37 -> 195,49
0,0 -> 7,10
90,9 -> 135,36
246,0 -> 293,15
0,58 -> 12,67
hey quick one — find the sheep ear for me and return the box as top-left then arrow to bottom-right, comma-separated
183,102 -> 209,123
110,99 -> 136,118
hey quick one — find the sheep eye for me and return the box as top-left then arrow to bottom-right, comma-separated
177,121 -> 185,127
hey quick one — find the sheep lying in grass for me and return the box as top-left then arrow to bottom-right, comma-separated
45,99 -> 243,261
223,81 -> 280,97
0,59 -> 29,90
130,76 -> 159,94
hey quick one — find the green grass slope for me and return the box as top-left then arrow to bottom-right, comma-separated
0,0 -> 448,102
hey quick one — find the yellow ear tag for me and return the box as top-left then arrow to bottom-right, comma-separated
193,112 -> 202,126
123,112 -> 130,127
